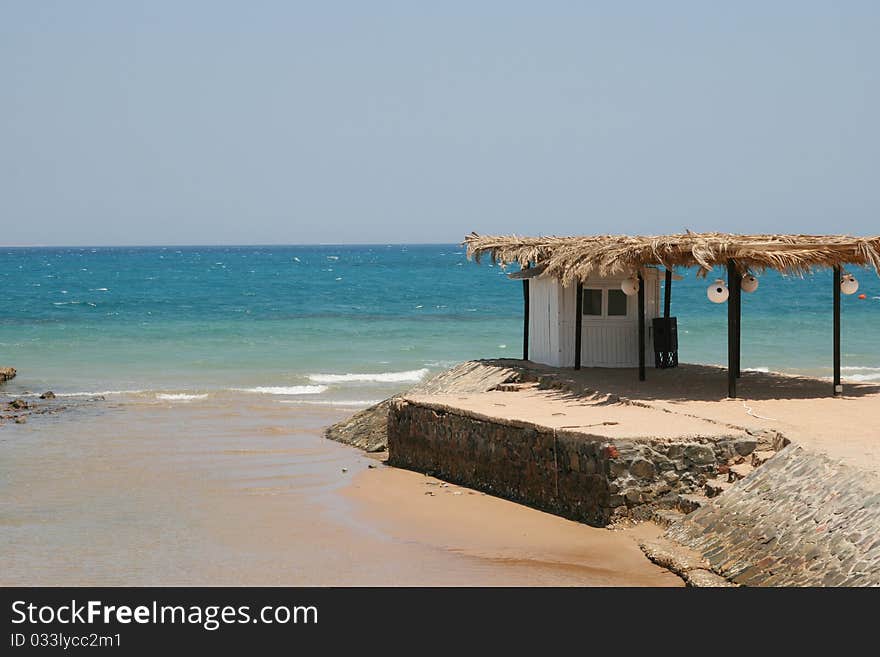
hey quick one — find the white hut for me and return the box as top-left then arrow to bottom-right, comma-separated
467,231 -> 880,397
512,266 -> 662,368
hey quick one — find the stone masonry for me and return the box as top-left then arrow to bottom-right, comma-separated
387,399 -> 774,526
664,444 -> 880,586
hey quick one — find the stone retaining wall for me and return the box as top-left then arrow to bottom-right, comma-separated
387,399 -> 766,526
665,445 -> 880,586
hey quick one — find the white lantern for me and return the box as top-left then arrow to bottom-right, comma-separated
741,274 -> 759,293
841,273 -> 859,295
707,279 -> 729,303
621,276 -> 640,296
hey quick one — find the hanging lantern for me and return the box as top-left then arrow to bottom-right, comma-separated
620,276 -> 640,296
741,273 -> 759,293
841,273 -> 859,295
707,279 -> 729,303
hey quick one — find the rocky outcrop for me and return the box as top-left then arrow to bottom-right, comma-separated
1,389 -> 85,427
324,361 -> 523,452
639,537 -> 734,587
325,399 -> 394,453
0,367 -> 16,383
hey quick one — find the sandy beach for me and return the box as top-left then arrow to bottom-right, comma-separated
0,394 -> 679,586
345,461 -> 679,586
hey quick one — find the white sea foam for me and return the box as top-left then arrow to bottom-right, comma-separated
744,366 -> 769,373
156,393 -> 209,401
847,373 -> 880,382
840,366 -> 880,382
279,399 -> 382,407
423,360 -> 458,368
308,368 -> 429,384
53,389 -> 148,397
235,385 -> 328,395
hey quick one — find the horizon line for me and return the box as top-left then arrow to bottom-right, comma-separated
0,241 -> 465,249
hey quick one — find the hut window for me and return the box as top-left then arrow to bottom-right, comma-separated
583,289 -> 602,315
607,289 -> 628,316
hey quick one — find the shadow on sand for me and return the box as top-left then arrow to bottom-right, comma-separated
485,359 -> 880,403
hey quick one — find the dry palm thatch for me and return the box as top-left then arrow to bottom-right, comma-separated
464,231 -> 880,285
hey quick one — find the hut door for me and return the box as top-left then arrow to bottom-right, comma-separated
580,286 -> 640,367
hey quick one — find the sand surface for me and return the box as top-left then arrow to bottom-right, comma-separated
408,362 -> 880,473
0,394 -> 679,586
344,460 -> 680,586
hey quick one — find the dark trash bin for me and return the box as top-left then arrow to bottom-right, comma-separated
652,317 -> 678,368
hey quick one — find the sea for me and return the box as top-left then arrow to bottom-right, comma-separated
1,244 -> 878,585
1,243 -> 878,402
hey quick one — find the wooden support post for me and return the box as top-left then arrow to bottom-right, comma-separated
734,267 -> 742,378
522,279 -> 529,361
833,265 -> 841,396
664,269 -> 672,318
637,273 -> 646,382
727,260 -> 737,398
574,282 -> 583,370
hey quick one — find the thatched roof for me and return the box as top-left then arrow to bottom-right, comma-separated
465,231 -> 880,285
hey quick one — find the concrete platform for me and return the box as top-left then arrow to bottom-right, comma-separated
460,360 -> 880,474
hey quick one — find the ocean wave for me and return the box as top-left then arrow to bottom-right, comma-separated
841,366 -> 880,371
847,373 -> 880,382
279,399 -> 382,407
744,366 -> 769,373
308,368 -> 429,384
52,389 -> 148,397
234,385 -> 328,395
156,393 -> 208,401
423,360 -> 458,369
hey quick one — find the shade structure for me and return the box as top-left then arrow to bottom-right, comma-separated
466,231 -> 880,284
466,231 -> 878,398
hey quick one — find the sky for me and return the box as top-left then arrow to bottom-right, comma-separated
2,1 -> 878,246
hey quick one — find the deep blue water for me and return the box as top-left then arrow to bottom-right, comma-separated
1,244 -> 878,401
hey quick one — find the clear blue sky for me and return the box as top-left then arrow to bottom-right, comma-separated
2,1 -> 878,245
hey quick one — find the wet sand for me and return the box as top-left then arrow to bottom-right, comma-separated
344,463 -> 680,586
0,395 -> 679,586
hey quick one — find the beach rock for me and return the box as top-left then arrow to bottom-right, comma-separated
684,444 -> 715,465
8,399 -> 28,410
0,367 -> 16,383
629,458 -> 656,479
325,399 -> 393,453
734,438 -> 757,457
40,391 -> 56,399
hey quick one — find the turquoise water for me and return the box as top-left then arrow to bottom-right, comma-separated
1,245 -> 879,401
